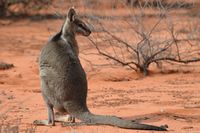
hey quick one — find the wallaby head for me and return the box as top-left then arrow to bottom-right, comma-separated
62,7 -> 91,37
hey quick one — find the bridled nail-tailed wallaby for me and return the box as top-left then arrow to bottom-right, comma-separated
34,7 -> 168,131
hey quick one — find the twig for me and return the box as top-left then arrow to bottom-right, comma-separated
88,37 -> 139,71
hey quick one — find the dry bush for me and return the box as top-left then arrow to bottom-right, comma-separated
126,0 -> 194,9
0,0 -> 52,17
85,0 -> 200,76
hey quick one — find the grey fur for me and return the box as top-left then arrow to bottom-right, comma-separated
34,7 -> 167,131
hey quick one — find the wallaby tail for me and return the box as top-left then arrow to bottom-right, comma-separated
73,111 -> 167,131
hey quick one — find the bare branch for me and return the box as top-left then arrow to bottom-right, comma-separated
103,30 -> 138,54
88,37 -> 139,71
152,57 -> 200,64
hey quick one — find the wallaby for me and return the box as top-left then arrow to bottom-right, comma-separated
34,7 -> 168,131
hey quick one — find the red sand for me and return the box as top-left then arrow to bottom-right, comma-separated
0,5 -> 200,133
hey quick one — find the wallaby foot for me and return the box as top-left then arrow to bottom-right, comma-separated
55,114 -> 75,123
34,103 -> 55,126
33,115 -> 75,126
33,119 -> 55,126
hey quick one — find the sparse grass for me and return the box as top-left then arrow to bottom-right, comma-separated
0,124 -> 19,133
0,118 -> 36,133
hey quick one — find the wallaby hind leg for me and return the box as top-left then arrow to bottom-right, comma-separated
33,104 -> 55,126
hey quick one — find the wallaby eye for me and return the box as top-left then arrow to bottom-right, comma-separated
78,23 -> 84,28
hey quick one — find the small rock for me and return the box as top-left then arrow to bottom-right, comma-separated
0,62 -> 14,70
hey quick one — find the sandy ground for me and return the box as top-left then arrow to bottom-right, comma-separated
0,5 -> 200,133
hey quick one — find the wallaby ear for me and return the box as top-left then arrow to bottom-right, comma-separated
67,7 -> 76,22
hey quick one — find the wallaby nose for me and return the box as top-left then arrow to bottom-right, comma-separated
85,29 -> 91,36
88,30 -> 91,35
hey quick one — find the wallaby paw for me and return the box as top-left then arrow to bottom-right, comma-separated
33,120 -> 55,126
